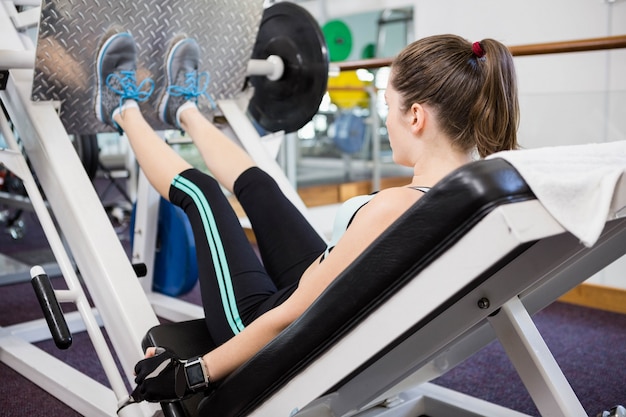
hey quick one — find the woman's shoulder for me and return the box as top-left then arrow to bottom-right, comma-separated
361,186 -> 424,215
374,186 -> 425,201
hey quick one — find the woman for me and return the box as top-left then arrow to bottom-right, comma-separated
94,30 -> 518,402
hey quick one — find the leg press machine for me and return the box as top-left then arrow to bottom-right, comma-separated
1,1 -> 626,416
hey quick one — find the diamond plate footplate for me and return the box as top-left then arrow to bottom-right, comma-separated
32,0 -> 264,134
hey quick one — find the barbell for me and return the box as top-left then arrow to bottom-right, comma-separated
245,2 -> 329,134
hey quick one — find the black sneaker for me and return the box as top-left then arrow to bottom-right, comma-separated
95,30 -> 154,130
158,37 -> 215,129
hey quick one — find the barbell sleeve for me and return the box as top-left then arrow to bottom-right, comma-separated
247,55 -> 284,81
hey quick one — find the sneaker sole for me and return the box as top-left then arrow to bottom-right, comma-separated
95,30 -> 131,124
158,35 -> 190,125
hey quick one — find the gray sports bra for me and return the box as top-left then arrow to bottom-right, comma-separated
323,186 -> 430,259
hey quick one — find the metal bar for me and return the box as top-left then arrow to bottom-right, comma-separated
488,297 -> 586,417
510,34 -> 626,57
0,118 -> 132,403
1,70 -> 160,416
0,50 -> 35,69
247,56 -> 284,81
148,292 -> 205,322
12,0 -> 41,6
8,310 -> 98,344
367,86 -> 380,192
9,5 -> 40,30
0,190 -> 41,211
337,34 -> 626,71
131,169 -> 160,294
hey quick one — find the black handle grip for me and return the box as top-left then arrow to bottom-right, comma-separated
30,266 -> 72,350
132,263 -> 147,277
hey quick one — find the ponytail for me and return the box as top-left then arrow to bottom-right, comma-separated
468,39 -> 519,158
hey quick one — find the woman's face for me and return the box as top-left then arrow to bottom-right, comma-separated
384,80 -> 414,166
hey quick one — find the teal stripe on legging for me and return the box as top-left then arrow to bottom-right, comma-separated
172,175 -> 245,334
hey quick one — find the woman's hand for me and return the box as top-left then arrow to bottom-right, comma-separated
132,347 -> 212,402
132,347 -> 189,402
143,346 -> 159,359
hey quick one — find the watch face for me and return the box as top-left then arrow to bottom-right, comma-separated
186,361 -> 205,387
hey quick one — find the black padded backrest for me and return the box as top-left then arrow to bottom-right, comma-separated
199,158 -> 535,417
142,319 -> 216,357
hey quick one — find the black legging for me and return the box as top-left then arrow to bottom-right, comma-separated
168,167 -> 326,346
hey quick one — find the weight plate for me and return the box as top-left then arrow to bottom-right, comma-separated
129,198 -> 199,296
361,42 -> 376,59
322,20 -> 353,62
327,70 -> 371,109
153,199 -> 198,296
248,2 -> 329,133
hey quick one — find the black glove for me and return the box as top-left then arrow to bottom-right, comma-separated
132,347 -> 196,402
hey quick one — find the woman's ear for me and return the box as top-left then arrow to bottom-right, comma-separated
409,102 -> 426,134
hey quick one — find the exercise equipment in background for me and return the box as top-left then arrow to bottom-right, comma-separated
332,111 -> 367,154
131,198 -> 198,297
0,166 -> 27,240
361,42 -> 376,59
322,19 -> 353,61
327,70 -> 372,109
323,19 -> 371,110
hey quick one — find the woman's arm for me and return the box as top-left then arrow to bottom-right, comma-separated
201,301 -> 297,380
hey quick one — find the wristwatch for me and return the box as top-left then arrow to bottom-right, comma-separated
184,356 -> 211,392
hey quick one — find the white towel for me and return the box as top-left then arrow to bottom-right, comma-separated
487,141 -> 626,247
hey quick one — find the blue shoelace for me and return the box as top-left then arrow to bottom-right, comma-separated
106,70 -> 155,110
167,71 -> 216,109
